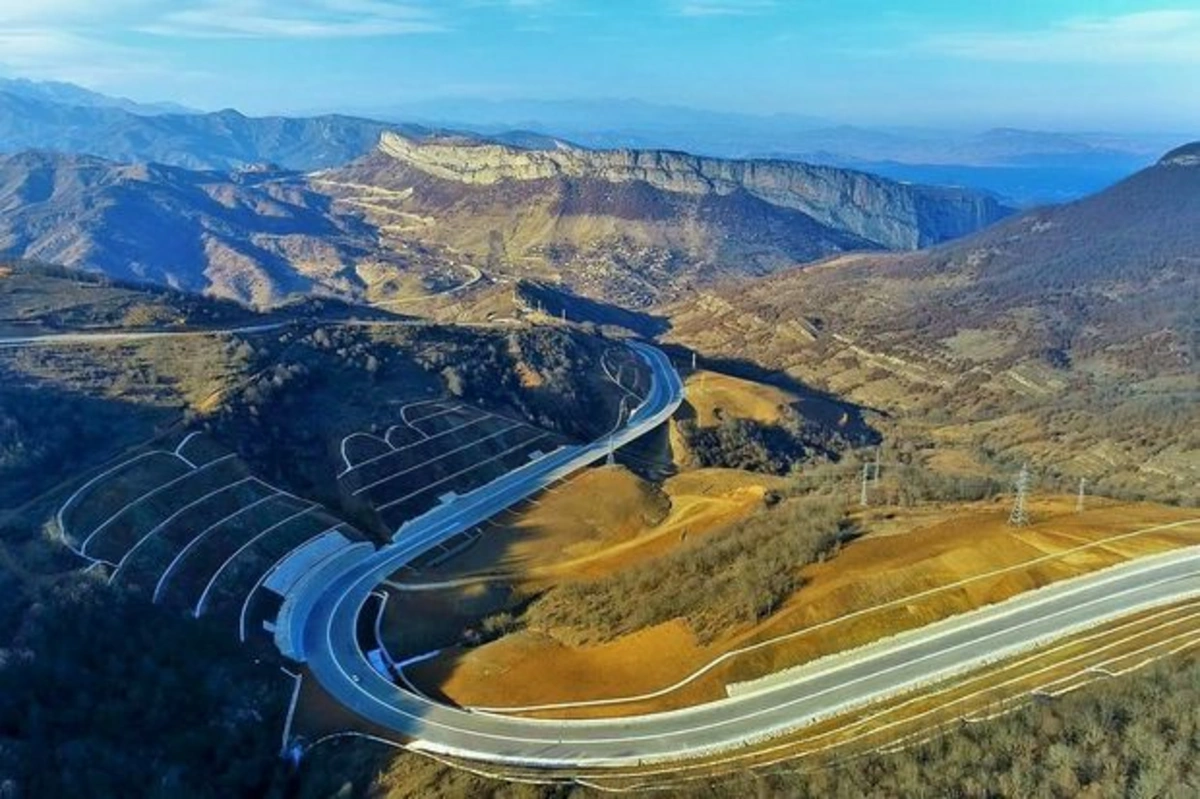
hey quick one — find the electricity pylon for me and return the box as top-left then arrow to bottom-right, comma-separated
1008,463 -> 1031,527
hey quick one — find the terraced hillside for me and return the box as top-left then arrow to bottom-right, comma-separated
57,435 -> 364,643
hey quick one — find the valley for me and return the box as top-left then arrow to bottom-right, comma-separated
0,64 -> 1196,799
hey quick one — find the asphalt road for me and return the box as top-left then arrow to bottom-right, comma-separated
293,343 -> 1200,767
0,322 -> 290,348
310,548 -> 1199,767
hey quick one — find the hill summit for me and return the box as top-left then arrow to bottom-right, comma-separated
1159,141 -> 1200,167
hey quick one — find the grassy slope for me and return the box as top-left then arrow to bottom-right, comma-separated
664,157 -> 1200,504
0,261 -> 261,335
409,491 -> 1198,717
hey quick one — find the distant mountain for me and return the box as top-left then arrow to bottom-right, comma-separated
317,131 -> 1010,306
667,144 -> 1200,501
0,80 -> 1179,204
0,77 -> 196,115
362,96 -> 1180,203
0,130 -> 1010,310
0,151 -> 382,306
0,92 -> 433,171
750,127 -> 1177,206
677,141 -> 1200,383
362,97 -> 833,153
824,161 -> 1143,207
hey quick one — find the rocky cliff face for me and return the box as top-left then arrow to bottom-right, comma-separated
378,132 -> 1011,249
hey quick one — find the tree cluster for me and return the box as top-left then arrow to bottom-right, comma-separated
526,496 -> 849,643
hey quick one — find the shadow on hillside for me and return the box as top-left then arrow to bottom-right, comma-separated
0,377 -> 178,519
517,280 -> 671,338
654,342 -> 882,447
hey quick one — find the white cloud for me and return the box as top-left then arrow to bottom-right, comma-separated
0,28 -> 162,86
139,0 -> 444,38
921,9 -> 1200,64
0,0 -> 151,24
674,0 -> 775,17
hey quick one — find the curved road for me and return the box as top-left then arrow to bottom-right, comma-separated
7,322 -> 1195,765
291,343 -> 1200,767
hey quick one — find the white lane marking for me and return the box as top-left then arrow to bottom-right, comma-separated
340,412 -> 487,478
390,569 -> 1200,757
383,425 -> 407,448
599,600 -> 1200,790
1033,620 -> 1200,696
173,432 -> 201,468
239,526 -> 343,642
375,433 -> 549,512
339,432 -> 392,472
353,422 -> 524,497
611,603 -> 1200,789
324,542 -> 1198,757
152,489 -> 282,603
405,403 -> 465,431
194,504 -> 317,617
400,399 -> 452,428
476,517 -> 1200,713
174,431 -> 202,457
108,477 -> 257,583
56,451 -> 175,555
601,348 -> 646,402
80,454 -> 238,557
279,668 -> 304,756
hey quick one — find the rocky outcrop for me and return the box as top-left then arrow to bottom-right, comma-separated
378,132 -> 1011,249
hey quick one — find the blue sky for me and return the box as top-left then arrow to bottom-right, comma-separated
1,1 -> 1199,130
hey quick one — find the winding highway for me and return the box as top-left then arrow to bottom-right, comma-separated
287,342 -> 1200,768
13,320 -> 1192,766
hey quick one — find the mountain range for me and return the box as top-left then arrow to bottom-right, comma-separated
0,127 -> 1011,307
667,143 -> 1200,502
0,80 -> 1185,204
366,97 -> 1184,204
0,151 -> 379,306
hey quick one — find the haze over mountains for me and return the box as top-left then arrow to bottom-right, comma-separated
0,80 -> 1184,205
0,94 -> 1010,308
370,97 -> 1183,205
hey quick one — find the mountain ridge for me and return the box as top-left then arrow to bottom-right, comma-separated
666,142 -> 1200,502
376,131 -> 1012,250
0,129 -> 1011,308
0,151 -> 381,306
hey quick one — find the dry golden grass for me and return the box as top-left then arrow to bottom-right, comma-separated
414,465 -> 781,583
410,497 -> 1199,717
683,370 -> 798,427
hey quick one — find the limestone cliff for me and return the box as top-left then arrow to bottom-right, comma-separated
378,132 -> 1011,250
